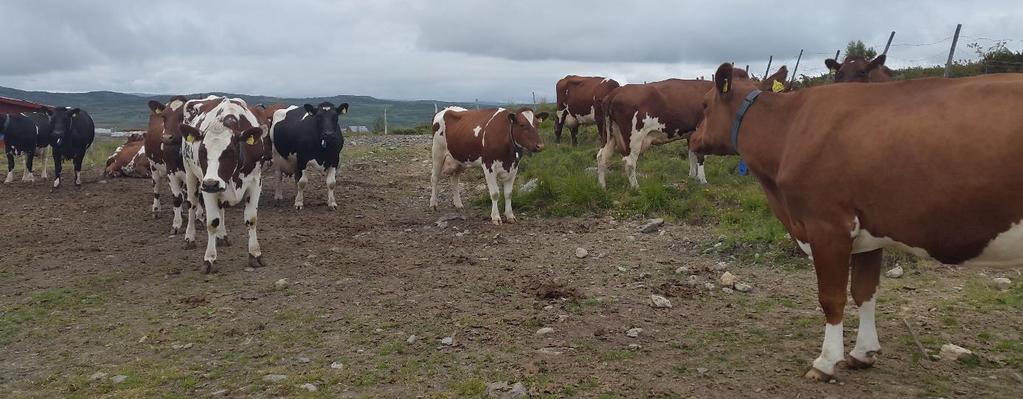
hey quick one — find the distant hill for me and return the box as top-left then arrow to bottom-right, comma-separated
0,86 -> 480,131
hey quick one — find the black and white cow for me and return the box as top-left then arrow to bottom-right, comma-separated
179,96 -> 267,274
0,112 -> 51,183
269,102 -> 349,210
46,107 -> 96,188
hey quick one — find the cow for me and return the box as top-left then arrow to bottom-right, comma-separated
430,107 -> 548,225
179,96 -> 268,273
596,68 -> 778,188
104,134 -> 151,178
0,112 -> 51,183
824,54 -> 894,83
554,75 -> 620,145
268,102 -> 349,210
46,107 -> 95,188
146,96 -> 192,233
249,103 -> 288,162
691,62 -> 1023,382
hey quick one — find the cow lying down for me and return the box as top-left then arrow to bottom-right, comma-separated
104,133 -> 151,178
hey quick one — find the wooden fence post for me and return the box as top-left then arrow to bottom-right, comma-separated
763,55 -> 773,80
882,31 -> 896,55
787,49 -> 803,89
944,24 -> 962,78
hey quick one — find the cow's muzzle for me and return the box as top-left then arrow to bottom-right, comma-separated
201,178 -> 225,193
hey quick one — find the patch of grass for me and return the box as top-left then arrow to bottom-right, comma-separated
0,287 -> 107,345
960,279 -> 1023,313
452,378 -> 487,397
599,349 -> 636,362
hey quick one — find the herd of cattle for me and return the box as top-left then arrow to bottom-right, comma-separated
2,54 -> 1021,383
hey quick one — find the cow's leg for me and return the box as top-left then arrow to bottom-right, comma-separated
245,188 -> 267,268
554,109 -> 565,143
596,136 -> 615,189
623,152 -> 640,189
502,168 -> 518,223
848,249 -> 883,369
293,160 -> 308,210
183,174 -> 199,249
168,172 -> 185,234
570,125 -> 579,146
51,151 -> 63,188
273,167 -> 284,205
37,147 -> 48,179
200,194 -> 221,273
692,151 -> 707,184
4,149 -> 14,184
325,166 -> 338,211
804,227 -> 853,382
430,136 -> 447,210
23,148 -> 35,182
72,154 -> 84,187
151,167 -> 163,219
483,166 -> 501,225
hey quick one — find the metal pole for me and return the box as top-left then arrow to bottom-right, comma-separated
944,24 -> 962,78
787,49 -> 803,89
834,50 -> 840,61
882,31 -> 896,55
475,99 -> 479,110
434,103 -> 438,114
383,108 -> 388,135
763,56 -> 773,80
532,91 -> 536,109
744,65 -> 750,76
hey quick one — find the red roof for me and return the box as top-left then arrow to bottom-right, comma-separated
0,96 -> 51,112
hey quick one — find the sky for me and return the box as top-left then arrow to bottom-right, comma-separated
1,0 -> 1021,103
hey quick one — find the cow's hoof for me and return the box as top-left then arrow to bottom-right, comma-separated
803,367 -> 835,382
200,260 -> 215,274
505,216 -> 517,224
295,205 -> 303,211
430,204 -> 437,211
170,226 -> 181,235
153,212 -> 160,220
248,254 -> 268,268
846,353 -> 878,369
454,203 -> 464,210
183,240 -> 196,250
491,219 -> 502,226
328,203 -> 338,211
216,237 -> 231,247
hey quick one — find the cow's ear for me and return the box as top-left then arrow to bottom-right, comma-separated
867,54 -> 886,71
240,127 -> 263,146
825,58 -> 841,73
180,124 -> 203,143
69,108 -> 81,118
535,112 -> 549,124
760,66 -> 789,92
336,103 -> 349,115
303,104 -> 317,115
714,63 -> 734,95
148,100 -> 166,114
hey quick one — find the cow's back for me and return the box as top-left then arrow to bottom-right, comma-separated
271,106 -> 311,157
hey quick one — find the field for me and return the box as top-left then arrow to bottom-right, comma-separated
1,127 -> 1021,398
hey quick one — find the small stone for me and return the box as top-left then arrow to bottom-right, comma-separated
616,266 -> 628,272
710,261 -> 729,271
992,277 -> 1012,291
626,327 -> 643,338
274,278 -> 289,289
720,271 -> 738,287
650,294 -> 672,308
639,218 -> 664,233
696,367 -> 708,374
244,267 -> 255,272
262,374 -> 287,383
329,362 -> 344,370
704,282 -> 716,291
297,383 -> 317,392
520,178 -> 539,193
940,343 -> 976,362
407,335 -> 418,344
734,282 -> 753,293
441,336 -> 455,346
628,343 -> 643,351
575,248 -> 589,259
535,327 -> 555,336
886,266 -> 904,279
209,389 -> 229,396
509,382 -> 527,398
721,287 -> 734,294
296,357 -> 311,364
674,266 -> 691,275
89,372 -> 108,381
110,375 -> 127,384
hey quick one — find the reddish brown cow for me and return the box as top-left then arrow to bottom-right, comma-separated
555,75 -> 620,145
104,134 -> 150,178
691,62 -> 1023,382
430,107 -> 548,224
248,103 -> 287,161
824,54 -> 894,83
145,96 -> 191,233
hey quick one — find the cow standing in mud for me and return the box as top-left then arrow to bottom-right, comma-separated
145,97 -> 192,233
269,102 -> 349,210
179,96 -> 268,273
47,107 -> 95,188
1,112 -> 51,184
430,107 -> 547,225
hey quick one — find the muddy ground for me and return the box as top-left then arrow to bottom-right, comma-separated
1,135 -> 1021,398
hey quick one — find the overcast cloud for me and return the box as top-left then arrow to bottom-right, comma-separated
1,0 -> 1021,102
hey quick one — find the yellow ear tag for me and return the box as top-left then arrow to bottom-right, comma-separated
772,80 -> 785,93
830,68 -> 838,74
721,80 -> 730,93
185,135 -> 194,143
154,108 -> 162,115
246,136 -> 255,145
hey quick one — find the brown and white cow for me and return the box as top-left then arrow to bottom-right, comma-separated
824,54 -> 894,83
179,96 -> 267,273
248,103 -> 288,161
691,63 -> 1023,382
104,133 -> 150,178
146,96 -> 191,232
430,107 -> 548,224
555,75 -> 620,146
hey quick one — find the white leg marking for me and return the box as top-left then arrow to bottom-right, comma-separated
430,133 -> 447,210
450,171 -> 463,209
688,150 -> 698,178
74,171 -> 81,186
4,171 -> 14,184
38,148 -> 48,179
596,138 -> 615,189
502,168 -> 517,223
813,323 -> 845,376
483,167 -> 501,224
326,166 -> 338,210
294,172 -> 307,210
245,187 -> 262,258
184,174 -> 199,245
850,296 -> 881,363
203,194 -> 221,264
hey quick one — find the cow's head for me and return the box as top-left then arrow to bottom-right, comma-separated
47,107 -> 80,147
508,108 -> 549,153
825,55 -> 891,83
303,102 -> 349,147
691,63 -> 788,156
148,96 -> 188,146
179,103 -> 263,193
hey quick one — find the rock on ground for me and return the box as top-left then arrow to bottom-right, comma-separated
575,248 -> 589,259
650,294 -> 672,308
298,383 -> 318,392
734,282 -> 753,293
535,327 -> 555,336
940,343 -> 976,362
520,178 -> 539,193
886,266 -> 904,278
639,218 -> 664,234
992,277 -> 1012,290
626,327 -> 643,338
262,374 -> 287,383
274,278 -> 289,289
719,271 -> 738,287
330,362 -> 344,370
441,336 -> 455,346
407,335 -> 418,344
110,375 -> 127,384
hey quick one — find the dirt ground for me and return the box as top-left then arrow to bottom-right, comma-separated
1,135 -> 1021,398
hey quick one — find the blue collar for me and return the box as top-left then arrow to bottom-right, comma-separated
730,89 -> 763,154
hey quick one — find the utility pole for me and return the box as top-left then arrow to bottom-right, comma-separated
383,107 -> 388,135
787,49 -> 803,89
944,24 -> 963,78
532,91 -> 536,109
882,31 -> 896,55
834,50 -> 840,61
763,55 -> 773,80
